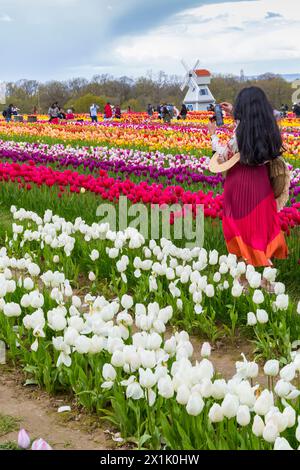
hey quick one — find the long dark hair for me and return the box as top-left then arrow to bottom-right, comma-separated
233,86 -> 283,165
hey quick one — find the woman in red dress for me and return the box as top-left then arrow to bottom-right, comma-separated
208,87 -> 288,267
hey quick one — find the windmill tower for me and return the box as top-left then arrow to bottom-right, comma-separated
181,60 -> 215,111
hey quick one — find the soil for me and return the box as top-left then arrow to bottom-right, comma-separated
0,366 -> 123,450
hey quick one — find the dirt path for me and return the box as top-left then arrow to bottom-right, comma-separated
0,367 -> 119,450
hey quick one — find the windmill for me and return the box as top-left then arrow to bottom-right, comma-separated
180,60 -> 215,111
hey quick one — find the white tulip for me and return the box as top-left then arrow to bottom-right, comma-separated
247,312 -> 257,326
256,309 -> 269,324
200,342 -> 211,358
74,335 -> 91,354
231,282 -> 243,297
139,368 -> 156,389
121,294 -> 133,310
252,415 -> 265,437
64,327 -> 79,345
186,393 -> 204,416
274,437 -> 293,450
236,381 -> 255,407
249,273 -> 261,289
28,262 -> 40,277
158,376 -> 174,399
283,406 -> 296,428
263,422 -> 279,443
274,282 -> 285,295
280,363 -> 296,382
111,350 -> 125,367
208,403 -> 224,423
4,302 -> 21,317
205,284 -> 214,298
126,382 -> 144,400
176,384 -> 190,405
236,405 -> 251,426
209,250 -> 218,265
252,290 -> 264,305
211,379 -> 227,400
23,277 -> 34,290
264,360 -> 279,376
297,301 -> 300,314
88,271 -> 96,282
254,390 -> 274,415
140,350 -> 156,369
263,267 -> 277,283
274,380 -> 292,398
102,364 -> 116,381
296,418 -> 300,442
221,393 -> 239,419
164,337 -> 177,355
275,294 -> 289,311
90,249 -> 99,261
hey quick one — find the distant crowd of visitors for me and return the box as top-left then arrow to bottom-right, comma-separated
2,99 -> 300,123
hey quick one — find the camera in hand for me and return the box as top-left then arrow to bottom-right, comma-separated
208,103 -> 224,127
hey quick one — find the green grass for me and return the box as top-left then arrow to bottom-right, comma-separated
0,440 -> 20,450
0,413 -> 20,437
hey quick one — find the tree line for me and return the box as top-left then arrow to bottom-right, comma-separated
1,72 -> 295,114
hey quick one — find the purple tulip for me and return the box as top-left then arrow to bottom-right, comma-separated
18,428 -> 31,449
31,438 -> 52,450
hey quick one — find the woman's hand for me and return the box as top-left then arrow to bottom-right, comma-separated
207,121 -> 217,135
220,102 -> 233,115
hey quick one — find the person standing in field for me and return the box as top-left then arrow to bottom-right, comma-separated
207,86 -> 288,268
104,102 -> 113,120
114,105 -> 121,119
48,103 -> 59,122
90,103 -> 99,123
179,104 -> 188,120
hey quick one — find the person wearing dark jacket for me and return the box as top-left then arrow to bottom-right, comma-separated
179,104 -> 188,120
114,105 -> 121,119
3,103 -> 14,122
292,103 -> 300,118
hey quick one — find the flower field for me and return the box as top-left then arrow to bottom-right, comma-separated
0,113 -> 300,450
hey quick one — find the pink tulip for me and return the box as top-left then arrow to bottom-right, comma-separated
18,428 -> 31,449
31,438 -> 52,450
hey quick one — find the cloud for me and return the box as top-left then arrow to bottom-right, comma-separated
0,0 -> 298,81
265,11 -> 283,19
0,14 -> 12,22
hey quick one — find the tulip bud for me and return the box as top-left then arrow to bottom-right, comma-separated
186,393 -> 204,416
252,289 -> 264,304
208,403 -> 224,423
18,429 -> 31,449
221,393 -> 239,419
247,312 -> 257,326
274,437 -> 293,450
252,415 -> 265,437
236,405 -> 251,426
256,309 -> 268,324
263,359 -> 279,376
200,342 -> 211,358
263,422 -> 278,443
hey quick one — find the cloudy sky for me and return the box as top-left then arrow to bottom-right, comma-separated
0,0 -> 299,81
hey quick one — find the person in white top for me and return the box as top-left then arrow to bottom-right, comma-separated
90,103 -> 99,123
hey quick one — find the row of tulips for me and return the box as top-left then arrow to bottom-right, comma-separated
1,140 -> 300,197
1,206 -> 300,449
7,206 -> 300,356
0,118 -> 299,159
0,139 -> 222,188
0,160 -> 299,234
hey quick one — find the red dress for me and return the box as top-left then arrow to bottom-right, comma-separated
222,162 -> 288,266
